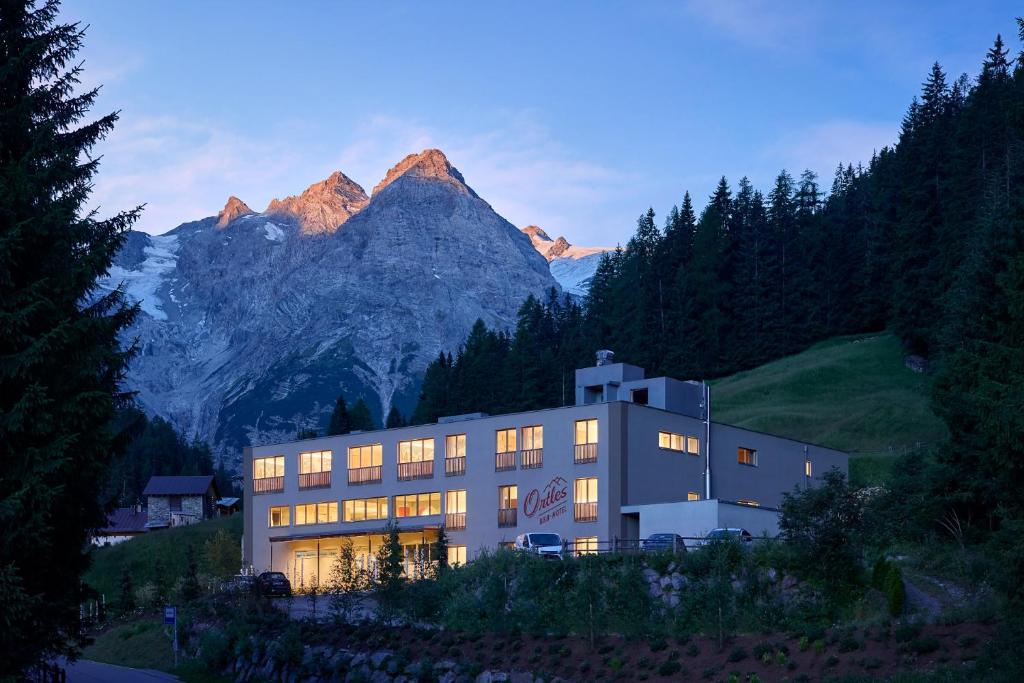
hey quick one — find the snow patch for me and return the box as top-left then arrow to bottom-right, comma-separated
263,222 -> 285,242
549,252 -> 605,297
100,234 -> 180,320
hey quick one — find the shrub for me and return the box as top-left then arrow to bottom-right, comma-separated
798,635 -> 810,652
885,564 -> 906,617
812,639 -> 826,654
658,660 -> 682,676
686,643 -> 701,657
957,634 -> 979,648
838,635 -> 862,653
727,646 -> 747,662
894,623 -> 921,643
871,556 -> 891,590
752,641 -> 774,661
198,629 -> 233,670
648,636 -> 668,652
825,655 -> 839,667
907,636 -> 940,655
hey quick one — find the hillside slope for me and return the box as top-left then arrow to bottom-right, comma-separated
711,334 -> 947,482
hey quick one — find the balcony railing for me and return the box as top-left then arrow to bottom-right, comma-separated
398,460 -> 434,481
520,448 -> 543,469
445,456 -> 466,477
348,465 -> 382,485
253,476 -> 284,494
498,508 -> 518,528
445,512 -> 466,530
495,451 -> 516,472
574,501 -> 598,522
574,443 -> 598,464
298,470 -> 331,489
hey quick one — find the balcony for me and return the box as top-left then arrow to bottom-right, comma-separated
253,476 -> 284,494
495,451 -> 516,472
498,508 -> 518,528
298,470 -> 331,489
574,501 -> 598,522
520,448 -> 543,469
348,465 -> 382,485
445,456 -> 466,477
445,512 -> 466,530
398,460 -> 434,481
574,443 -> 598,464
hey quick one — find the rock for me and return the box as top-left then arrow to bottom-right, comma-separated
642,568 -> 659,583
370,651 -> 391,670
649,582 -> 663,598
659,575 -> 673,590
370,671 -> 391,683
670,573 -> 687,590
510,673 -> 533,683
350,653 -> 368,669
765,568 -> 778,583
476,672 -> 510,683
667,593 -> 681,608
730,579 -> 744,591
781,575 -> 798,591
438,673 -> 458,683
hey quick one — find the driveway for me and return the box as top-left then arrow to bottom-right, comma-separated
61,659 -> 179,682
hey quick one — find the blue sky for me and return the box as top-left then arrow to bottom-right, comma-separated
63,1 -> 1019,245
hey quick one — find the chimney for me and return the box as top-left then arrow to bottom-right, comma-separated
596,349 -> 615,367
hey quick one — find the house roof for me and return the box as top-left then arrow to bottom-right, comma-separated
216,497 -> 240,508
98,507 -> 149,535
142,475 -> 218,496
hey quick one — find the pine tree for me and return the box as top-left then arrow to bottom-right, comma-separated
385,405 -> 406,428
349,398 -> 377,431
181,545 -> 201,602
0,2 -> 141,674
327,395 -> 351,435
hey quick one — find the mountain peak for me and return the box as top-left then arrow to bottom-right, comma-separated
371,148 -> 474,197
217,196 -> 254,227
522,225 -> 552,242
265,171 -> 369,235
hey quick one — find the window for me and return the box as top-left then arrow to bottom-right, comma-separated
575,419 -> 598,445
659,431 -> 684,451
521,425 -> 543,450
394,492 -> 441,518
574,477 -> 598,522
445,490 -> 467,529
299,450 -> 332,488
687,436 -> 700,455
448,545 -> 467,566
268,505 -> 290,527
805,459 -> 813,477
347,444 -> 382,484
342,497 -> 388,522
445,434 -> 466,458
398,438 -> 435,480
498,485 -> 518,527
737,499 -> 760,507
168,495 -> 182,512
631,388 -> 648,405
687,491 -> 700,501
496,428 -> 517,453
253,456 -> 285,493
738,447 -> 758,466
295,501 -> 338,525
575,536 -> 599,555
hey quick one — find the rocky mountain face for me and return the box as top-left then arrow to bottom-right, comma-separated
521,225 -> 612,296
100,149 -> 557,469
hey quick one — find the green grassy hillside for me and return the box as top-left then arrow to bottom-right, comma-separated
86,514 -> 242,601
710,333 -> 948,485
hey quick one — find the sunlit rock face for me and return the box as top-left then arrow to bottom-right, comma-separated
521,225 -> 612,297
100,149 -> 557,469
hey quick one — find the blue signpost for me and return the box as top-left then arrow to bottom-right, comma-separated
164,606 -> 178,666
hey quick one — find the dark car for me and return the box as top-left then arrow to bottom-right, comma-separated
256,571 -> 292,597
227,574 -> 257,595
642,533 -> 687,553
702,528 -> 754,546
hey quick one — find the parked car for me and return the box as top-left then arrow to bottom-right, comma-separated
514,532 -> 564,559
702,528 -> 754,546
227,573 -> 257,594
256,571 -> 292,597
642,533 -> 687,553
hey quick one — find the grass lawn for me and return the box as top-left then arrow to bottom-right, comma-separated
711,333 -> 948,485
86,515 -> 242,602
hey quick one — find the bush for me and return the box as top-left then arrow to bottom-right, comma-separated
871,556 -> 891,590
658,660 -> 682,676
199,629 -> 233,670
884,564 -> 906,616
727,646 -> 747,662
907,635 -> 940,655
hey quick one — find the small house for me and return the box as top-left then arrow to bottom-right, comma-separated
143,475 -> 219,529
93,504 -> 148,546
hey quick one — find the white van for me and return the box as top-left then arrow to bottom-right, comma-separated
514,532 -> 564,560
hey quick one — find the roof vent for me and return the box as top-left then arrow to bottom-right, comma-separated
596,349 -> 615,366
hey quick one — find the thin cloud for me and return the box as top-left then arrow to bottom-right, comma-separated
762,119 -> 898,184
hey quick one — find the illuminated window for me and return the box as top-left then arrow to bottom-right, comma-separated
522,425 -> 543,450
448,545 -> 467,566
498,485 -> 518,510
496,428 -> 517,454
299,450 -> 332,474
738,447 -> 758,467
394,492 -> 441,518
445,434 -> 466,458
658,431 -> 684,451
268,505 -> 290,527
348,444 -> 382,469
737,499 -> 760,507
398,438 -> 435,463
687,491 -> 700,501
253,456 -> 284,479
687,436 -> 700,455
445,490 -> 467,514
295,501 -> 338,525
805,459 -> 813,477
575,536 -> 599,555
574,477 -> 598,522
575,419 -> 598,445
342,496 -> 388,522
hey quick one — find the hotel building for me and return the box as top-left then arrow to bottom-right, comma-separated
243,352 -> 847,587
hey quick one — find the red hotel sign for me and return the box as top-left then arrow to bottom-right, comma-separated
523,476 -> 569,525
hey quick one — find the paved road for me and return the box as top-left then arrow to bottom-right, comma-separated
61,659 -> 180,682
